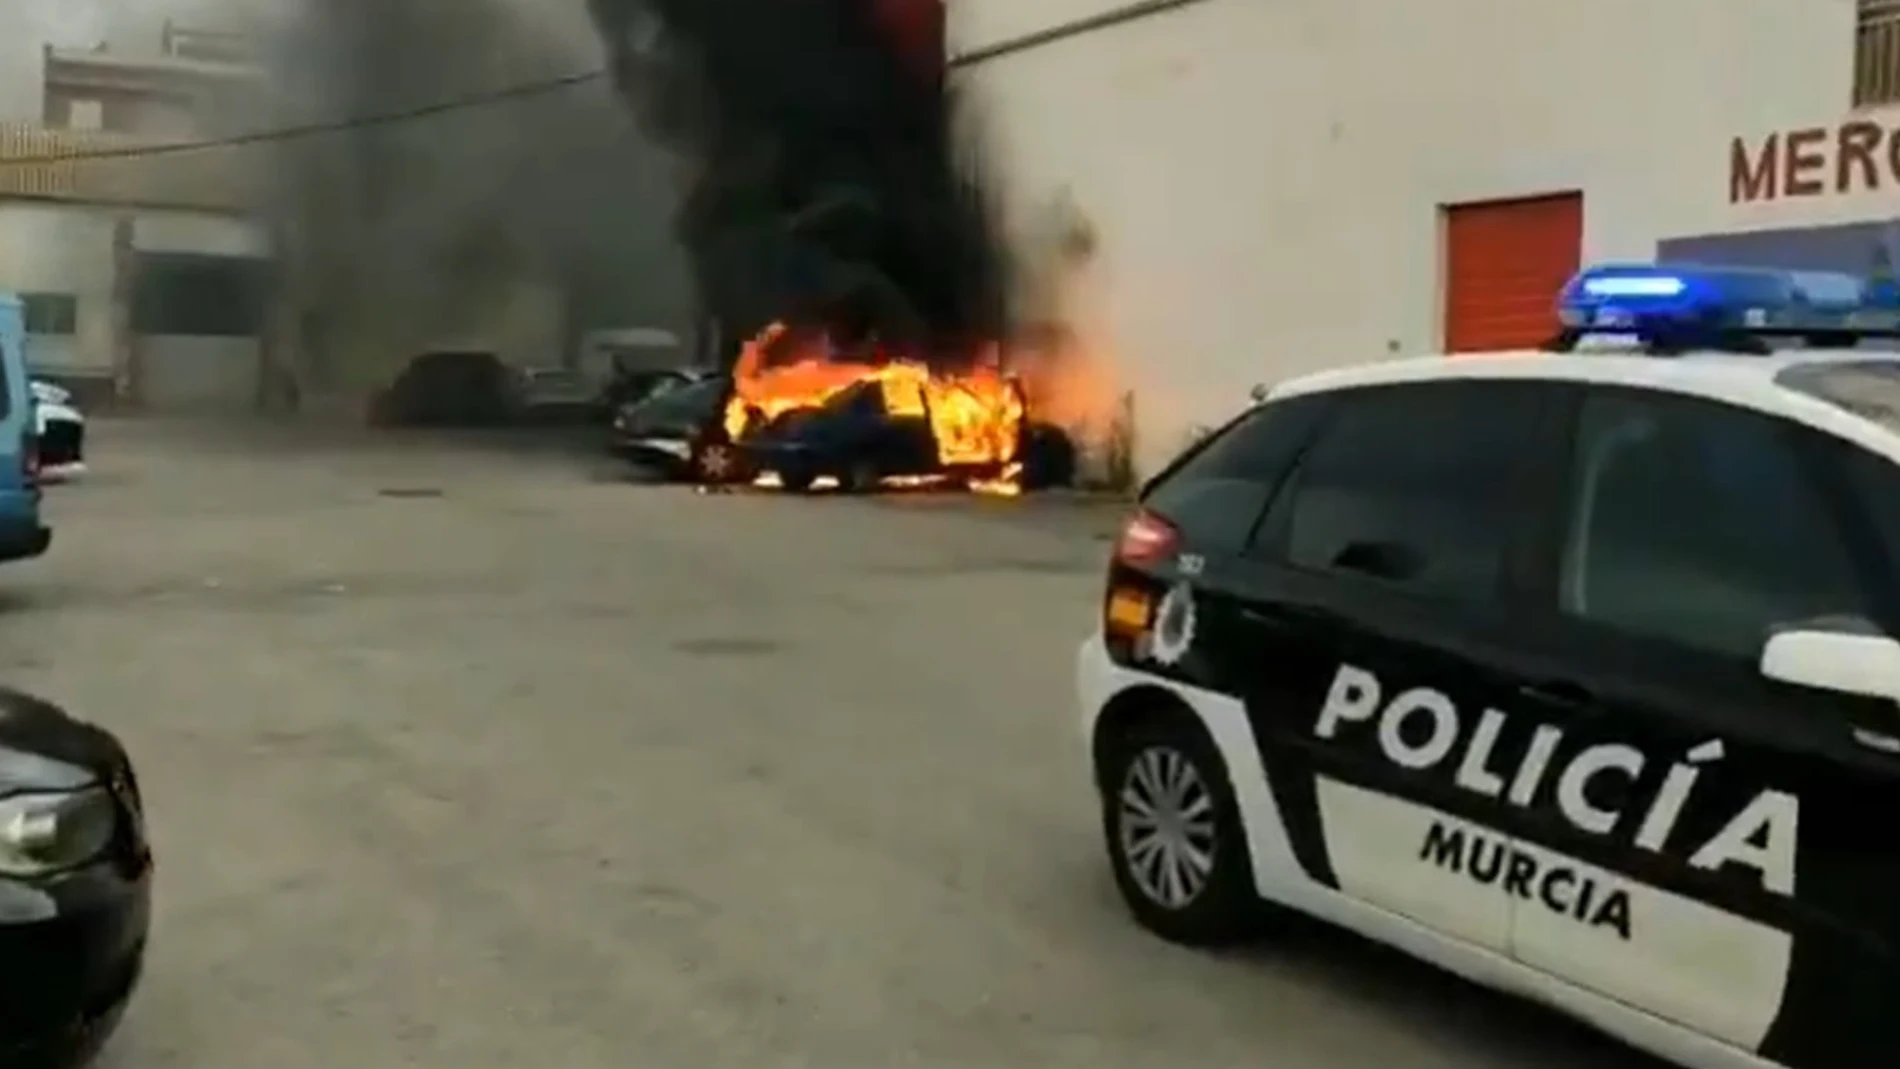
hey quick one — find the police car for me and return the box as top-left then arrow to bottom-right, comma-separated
1080,262 -> 1900,1069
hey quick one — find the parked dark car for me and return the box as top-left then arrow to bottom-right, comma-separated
595,362 -> 705,423
371,351 -> 517,427
513,368 -> 601,425
31,381 -> 84,480
609,372 -> 746,482
0,687 -> 150,1066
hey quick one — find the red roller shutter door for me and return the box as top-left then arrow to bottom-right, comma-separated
1442,193 -> 1583,352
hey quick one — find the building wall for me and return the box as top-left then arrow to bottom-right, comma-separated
950,0 -> 1864,475
131,210 -> 270,411
43,86 -> 197,136
0,200 -> 269,409
0,202 -> 116,375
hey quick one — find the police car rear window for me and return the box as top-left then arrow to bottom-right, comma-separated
1775,360 -> 1900,435
1140,393 -> 1330,555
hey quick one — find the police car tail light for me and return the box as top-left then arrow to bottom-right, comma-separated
1552,261 -> 1900,350
1113,509 -> 1178,567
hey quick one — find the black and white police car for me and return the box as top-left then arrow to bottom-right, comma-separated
1082,262 -> 1900,1069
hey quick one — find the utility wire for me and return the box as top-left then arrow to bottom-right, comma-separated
0,68 -> 608,167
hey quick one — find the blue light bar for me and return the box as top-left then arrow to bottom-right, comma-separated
1556,262 -> 1900,339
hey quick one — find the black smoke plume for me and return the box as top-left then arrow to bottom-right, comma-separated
255,0 -> 689,390
585,0 -> 1009,365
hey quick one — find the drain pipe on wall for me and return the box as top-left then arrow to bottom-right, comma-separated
948,0 -> 1220,69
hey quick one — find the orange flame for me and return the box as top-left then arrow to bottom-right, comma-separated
721,323 -> 1026,494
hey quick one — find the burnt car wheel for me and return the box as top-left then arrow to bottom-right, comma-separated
691,441 -> 749,484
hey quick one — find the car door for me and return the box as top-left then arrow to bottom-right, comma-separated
1503,382 -> 1900,1066
1199,378 -> 1560,954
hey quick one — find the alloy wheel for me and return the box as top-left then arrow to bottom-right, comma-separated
1117,745 -> 1219,909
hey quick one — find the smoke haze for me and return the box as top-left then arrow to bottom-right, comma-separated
244,0 -> 691,385
585,0 -> 1009,365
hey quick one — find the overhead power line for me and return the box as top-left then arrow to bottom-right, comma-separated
0,68 -> 608,167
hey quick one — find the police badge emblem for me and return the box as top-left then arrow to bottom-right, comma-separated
1146,582 -> 1197,666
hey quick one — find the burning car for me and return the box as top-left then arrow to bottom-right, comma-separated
610,323 -> 1079,492
714,323 -> 1034,493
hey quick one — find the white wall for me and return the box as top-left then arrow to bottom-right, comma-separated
132,209 -> 270,411
952,0 -> 1861,475
133,211 -> 269,257
0,202 -> 116,373
0,199 -> 270,408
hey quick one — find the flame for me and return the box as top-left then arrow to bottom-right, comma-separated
720,323 -> 1026,494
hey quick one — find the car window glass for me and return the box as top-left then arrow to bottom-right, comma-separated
1269,381 -> 1537,599
1142,394 -> 1328,555
645,378 -> 721,415
1559,389 -> 1868,659
1840,447 -> 1900,586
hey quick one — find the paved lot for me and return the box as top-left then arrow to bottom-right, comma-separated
11,420 -> 1653,1068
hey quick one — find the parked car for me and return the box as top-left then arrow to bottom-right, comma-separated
513,368 -> 600,425
597,362 -> 705,423
608,371 -> 741,481
1080,261 -> 1900,1069
0,297 -> 47,564
31,380 -> 84,481
0,685 -> 152,1065
370,351 -> 517,427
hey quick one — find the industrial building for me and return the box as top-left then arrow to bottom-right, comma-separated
0,23 -> 277,411
949,0 -> 1900,475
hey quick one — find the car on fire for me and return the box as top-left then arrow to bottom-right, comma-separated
1081,261 -> 1900,1069
737,376 -> 1021,492
610,338 -> 1078,491
0,685 -> 151,1065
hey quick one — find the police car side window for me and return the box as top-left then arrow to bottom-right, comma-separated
1559,389 -> 1868,660
1141,393 -> 1329,555
1268,381 -> 1537,599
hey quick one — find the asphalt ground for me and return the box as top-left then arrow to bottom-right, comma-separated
5,419 -> 1655,1068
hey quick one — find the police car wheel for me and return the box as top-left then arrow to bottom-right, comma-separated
1101,719 -> 1257,946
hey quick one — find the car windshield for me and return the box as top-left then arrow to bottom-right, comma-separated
639,376 -> 723,416
1776,360 -> 1900,436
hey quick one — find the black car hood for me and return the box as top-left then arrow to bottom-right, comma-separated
0,688 -> 120,789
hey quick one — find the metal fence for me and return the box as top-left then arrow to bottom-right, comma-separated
0,124 -> 256,211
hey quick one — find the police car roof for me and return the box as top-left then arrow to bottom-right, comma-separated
1261,347 -> 1900,455
1266,260 -> 1900,435
1267,347 -> 1898,420
1269,349 -> 1877,398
